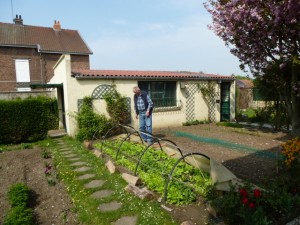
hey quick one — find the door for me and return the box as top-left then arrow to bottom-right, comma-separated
221,82 -> 230,121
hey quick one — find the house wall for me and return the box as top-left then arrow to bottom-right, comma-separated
0,46 -> 90,91
51,54 -> 235,137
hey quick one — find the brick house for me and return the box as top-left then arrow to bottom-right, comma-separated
0,15 -> 92,92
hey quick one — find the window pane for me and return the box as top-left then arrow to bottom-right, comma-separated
15,59 -> 31,91
15,59 -> 30,82
138,81 -> 176,107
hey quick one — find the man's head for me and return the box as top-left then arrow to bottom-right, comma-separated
133,86 -> 141,95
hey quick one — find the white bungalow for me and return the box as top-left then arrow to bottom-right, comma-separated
49,54 -> 235,137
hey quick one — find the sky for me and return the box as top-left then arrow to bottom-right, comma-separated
0,0 -> 248,77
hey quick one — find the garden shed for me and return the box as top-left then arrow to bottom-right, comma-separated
50,54 -> 236,136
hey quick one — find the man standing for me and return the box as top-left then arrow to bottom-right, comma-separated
133,86 -> 153,144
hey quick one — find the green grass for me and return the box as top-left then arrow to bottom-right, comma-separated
0,143 -> 34,153
40,137 -> 178,225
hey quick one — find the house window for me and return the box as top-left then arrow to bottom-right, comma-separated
15,59 -> 31,91
138,81 -> 176,107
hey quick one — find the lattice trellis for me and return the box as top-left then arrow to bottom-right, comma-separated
186,83 -> 198,121
77,99 -> 84,112
207,90 -> 217,123
78,85 -> 132,122
197,82 -> 217,123
186,82 -> 218,122
91,84 -> 115,99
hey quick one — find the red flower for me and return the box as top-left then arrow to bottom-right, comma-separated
242,198 -> 248,205
253,189 -> 261,198
249,202 -> 255,208
239,188 -> 248,197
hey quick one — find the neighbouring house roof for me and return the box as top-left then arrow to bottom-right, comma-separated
71,69 -> 234,81
236,79 -> 254,88
0,22 -> 92,55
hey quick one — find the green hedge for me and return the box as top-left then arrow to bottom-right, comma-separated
0,96 -> 58,144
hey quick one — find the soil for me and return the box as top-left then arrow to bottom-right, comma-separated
0,124 -> 293,225
0,147 -> 79,225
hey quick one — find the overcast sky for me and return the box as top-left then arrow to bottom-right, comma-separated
0,0 -> 248,76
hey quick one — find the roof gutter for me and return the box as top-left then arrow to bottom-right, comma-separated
71,75 -> 234,81
0,44 -> 92,55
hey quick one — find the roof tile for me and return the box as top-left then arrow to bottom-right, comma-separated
0,22 -> 92,54
71,69 -> 233,80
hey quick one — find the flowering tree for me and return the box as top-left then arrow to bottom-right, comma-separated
204,0 -> 300,136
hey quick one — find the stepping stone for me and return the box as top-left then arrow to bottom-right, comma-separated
61,149 -> 72,152
77,174 -> 96,180
70,161 -> 86,166
84,180 -> 105,189
65,154 -> 78,158
61,151 -> 73,155
112,216 -> 138,225
48,129 -> 66,138
74,166 -> 91,172
91,190 -> 114,199
97,201 -> 122,212
68,157 -> 80,161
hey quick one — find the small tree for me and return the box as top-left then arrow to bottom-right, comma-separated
205,0 -> 300,136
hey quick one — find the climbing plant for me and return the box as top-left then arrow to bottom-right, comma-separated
197,82 -> 218,122
104,86 -> 131,124
197,82 -> 216,101
74,96 -> 112,141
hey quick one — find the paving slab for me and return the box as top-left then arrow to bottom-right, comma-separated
64,154 -> 78,158
68,157 -> 81,161
84,180 -> 105,189
112,216 -> 138,225
48,129 -> 67,138
77,174 -> 96,180
91,190 -> 114,199
74,166 -> 91,172
97,201 -> 122,212
70,161 -> 86,166
61,152 -> 74,156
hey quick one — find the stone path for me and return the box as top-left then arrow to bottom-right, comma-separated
51,137 -> 138,225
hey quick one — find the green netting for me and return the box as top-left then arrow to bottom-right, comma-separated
174,131 -> 278,159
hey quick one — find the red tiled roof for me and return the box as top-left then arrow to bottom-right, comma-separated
71,69 -> 233,80
0,22 -> 92,54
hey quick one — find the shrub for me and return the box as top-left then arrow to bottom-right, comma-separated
3,205 -> 34,225
7,183 -> 30,207
75,96 -> 112,141
103,87 -> 131,124
281,137 -> 300,168
211,182 -> 299,225
0,96 -> 58,144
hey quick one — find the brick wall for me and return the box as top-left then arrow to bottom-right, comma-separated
0,46 -> 90,91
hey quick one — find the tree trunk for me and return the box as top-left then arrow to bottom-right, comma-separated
291,59 -> 300,137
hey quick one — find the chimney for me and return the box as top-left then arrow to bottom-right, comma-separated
13,15 -> 23,25
53,20 -> 61,31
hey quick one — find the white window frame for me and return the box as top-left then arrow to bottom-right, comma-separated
15,59 -> 31,91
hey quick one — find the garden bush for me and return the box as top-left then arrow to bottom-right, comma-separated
7,183 -> 30,207
0,96 -> 58,144
3,205 -> 34,225
75,96 -> 112,141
